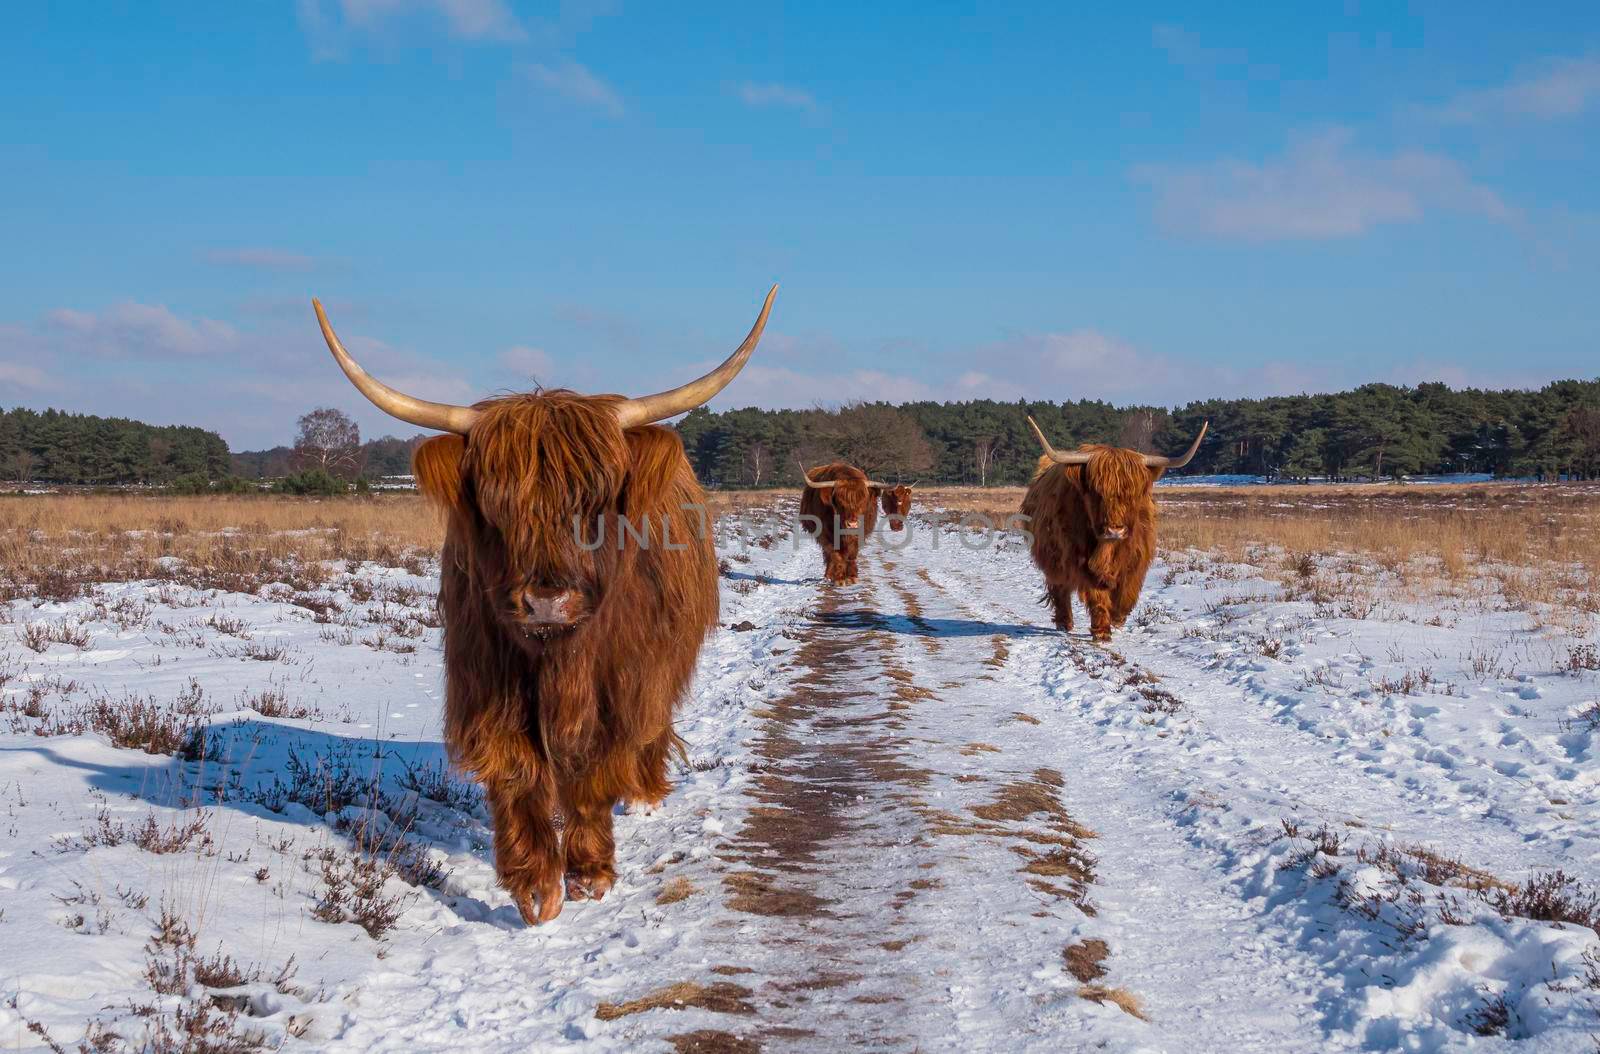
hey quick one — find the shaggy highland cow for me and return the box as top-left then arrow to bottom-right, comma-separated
798,462 -> 889,585
1020,416 -> 1206,641
313,286 -> 776,924
879,482 -> 916,531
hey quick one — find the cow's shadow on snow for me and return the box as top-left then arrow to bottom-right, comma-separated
721,569 -> 815,587
815,608 -> 1056,639
7,720 -> 535,930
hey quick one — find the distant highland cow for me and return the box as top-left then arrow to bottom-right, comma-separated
879,482 -> 916,531
799,462 -> 889,585
313,286 -> 776,924
1021,416 -> 1207,641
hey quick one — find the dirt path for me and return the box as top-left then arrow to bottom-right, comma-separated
676,554 -> 1114,1052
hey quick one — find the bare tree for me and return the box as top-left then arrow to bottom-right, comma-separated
810,402 -> 935,479
1117,410 -> 1158,453
293,407 -> 364,479
146,436 -> 175,484
1566,406 -> 1600,478
4,449 -> 36,483
743,440 -> 772,487
790,438 -> 836,481
973,435 -> 999,486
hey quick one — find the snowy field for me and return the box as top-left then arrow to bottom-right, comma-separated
1,498 -> 1597,1052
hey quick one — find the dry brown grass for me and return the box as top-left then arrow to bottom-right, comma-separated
1063,939 -> 1109,983
1076,985 -> 1147,1019
926,482 -> 1600,618
7,484 -> 1598,618
0,494 -> 442,601
593,981 -> 755,1021
923,482 -> 1600,574
657,875 -> 698,905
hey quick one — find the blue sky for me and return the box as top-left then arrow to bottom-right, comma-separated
2,2 -> 1597,449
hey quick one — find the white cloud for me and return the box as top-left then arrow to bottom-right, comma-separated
1132,128 -> 1515,240
1151,23 -> 1250,72
499,345 -> 555,381
203,247 -> 316,272
734,81 -> 819,114
1423,55 -> 1600,124
44,302 -> 239,358
297,0 -> 525,57
702,363 -> 937,412
0,358 -> 56,394
524,60 -> 624,116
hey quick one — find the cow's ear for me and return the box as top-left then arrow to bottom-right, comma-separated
1147,466 -> 1166,485
412,435 -> 466,511
620,426 -> 683,519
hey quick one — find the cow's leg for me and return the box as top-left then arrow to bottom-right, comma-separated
1046,581 -> 1074,632
484,772 -> 564,925
1111,575 -> 1141,628
625,732 -> 674,813
841,537 -> 860,585
822,545 -> 846,584
560,763 -> 619,902
1081,585 -> 1114,642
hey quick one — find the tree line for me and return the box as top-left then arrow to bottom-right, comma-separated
675,378 -> 1600,487
9,375 -> 1600,489
0,407 -> 230,485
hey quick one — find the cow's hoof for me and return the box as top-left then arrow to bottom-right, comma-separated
565,869 -> 615,902
626,798 -> 664,816
512,878 -> 565,926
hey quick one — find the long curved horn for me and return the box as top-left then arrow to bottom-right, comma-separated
865,478 -> 892,488
613,285 -> 778,430
1143,420 -> 1209,469
797,460 -> 837,489
313,299 -> 481,435
1026,415 -> 1092,465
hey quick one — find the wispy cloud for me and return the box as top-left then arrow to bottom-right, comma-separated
1420,55 -> 1600,124
203,247 -> 316,272
44,302 -> 240,358
1151,23 -> 1245,71
297,0 -> 525,58
524,60 -> 624,116
707,362 -> 936,411
499,345 -> 555,381
1132,128 -> 1515,241
734,81 -> 820,114
0,355 -> 56,394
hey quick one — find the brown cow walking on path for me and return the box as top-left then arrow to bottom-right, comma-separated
313,286 -> 776,925
799,462 -> 889,585
1020,416 -> 1207,642
879,482 -> 916,531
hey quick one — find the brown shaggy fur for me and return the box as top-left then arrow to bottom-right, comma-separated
880,484 -> 914,531
414,391 -> 718,925
798,462 -> 880,585
1020,446 -> 1161,642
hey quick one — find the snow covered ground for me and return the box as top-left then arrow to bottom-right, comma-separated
1,503 -> 1597,1051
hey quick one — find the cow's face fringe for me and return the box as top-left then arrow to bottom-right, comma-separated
413,391 -> 677,647
804,464 -> 875,529
1081,446 -> 1158,541
881,485 -> 913,529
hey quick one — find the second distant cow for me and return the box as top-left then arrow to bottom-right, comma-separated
799,463 -> 890,585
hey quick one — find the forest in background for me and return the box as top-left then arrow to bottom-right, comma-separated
5,376 -> 1599,487
0,407 -> 231,485
675,379 -> 1600,487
